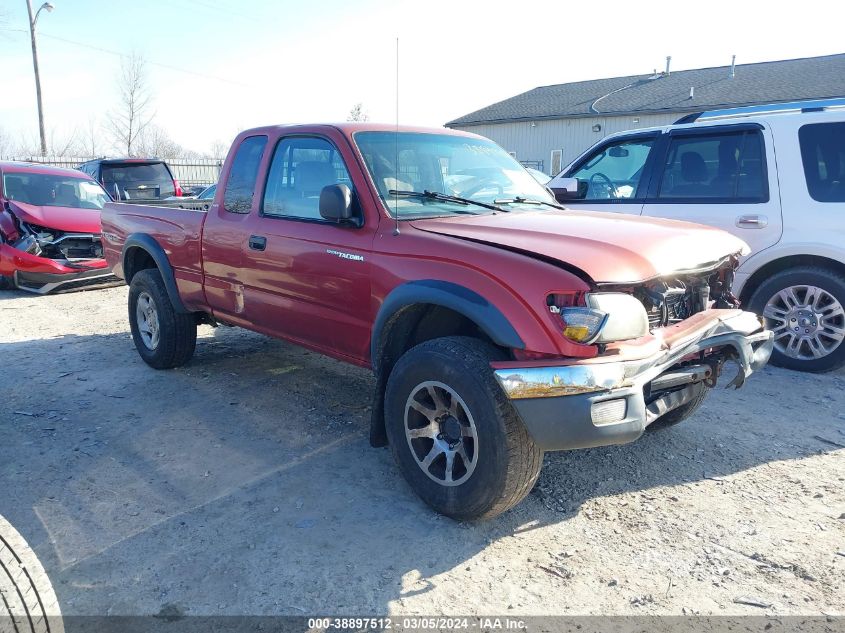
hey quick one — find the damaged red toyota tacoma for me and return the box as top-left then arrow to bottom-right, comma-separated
0,162 -> 112,292
101,124 -> 773,520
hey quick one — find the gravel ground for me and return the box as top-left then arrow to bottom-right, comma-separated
1,285 -> 843,617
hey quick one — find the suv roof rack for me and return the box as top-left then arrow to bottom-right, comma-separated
674,97 -> 845,124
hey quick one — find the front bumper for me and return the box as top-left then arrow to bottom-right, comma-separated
1,243 -> 112,294
493,310 -> 773,451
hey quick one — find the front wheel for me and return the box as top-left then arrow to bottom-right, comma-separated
646,383 -> 708,431
128,269 -> 197,369
748,267 -> 845,373
384,336 -> 543,520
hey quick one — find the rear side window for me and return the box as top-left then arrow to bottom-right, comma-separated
101,162 -> 175,200
658,130 -> 767,201
224,136 -> 268,213
799,122 -> 845,203
262,136 -> 353,220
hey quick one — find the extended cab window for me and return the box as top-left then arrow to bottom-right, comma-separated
799,122 -> 845,203
262,137 -> 353,220
224,135 -> 268,213
658,130 -> 766,201
569,137 -> 654,200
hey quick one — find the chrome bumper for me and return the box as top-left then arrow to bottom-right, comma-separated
495,310 -> 773,400
492,311 -> 773,452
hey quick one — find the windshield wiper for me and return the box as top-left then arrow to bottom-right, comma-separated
493,196 -> 566,210
388,190 -> 503,213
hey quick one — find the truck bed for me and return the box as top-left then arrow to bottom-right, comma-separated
100,201 -> 207,307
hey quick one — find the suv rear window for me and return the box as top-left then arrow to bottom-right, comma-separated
101,162 -> 175,200
799,122 -> 845,203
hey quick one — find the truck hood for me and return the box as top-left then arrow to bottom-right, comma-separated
411,209 -> 749,284
7,200 -> 102,234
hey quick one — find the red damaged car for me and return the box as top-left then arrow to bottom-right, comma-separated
0,162 -> 113,293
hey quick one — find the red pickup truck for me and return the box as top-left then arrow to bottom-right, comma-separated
101,123 -> 773,520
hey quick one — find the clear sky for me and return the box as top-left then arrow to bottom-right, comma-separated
1,0 -> 843,155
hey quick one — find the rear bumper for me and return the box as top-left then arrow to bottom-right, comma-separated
493,310 -> 773,451
1,243 -> 112,293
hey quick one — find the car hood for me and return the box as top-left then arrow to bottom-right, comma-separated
7,200 -> 102,234
411,208 -> 750,284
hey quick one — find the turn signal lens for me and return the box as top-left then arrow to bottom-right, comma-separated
560,307 -> 608,344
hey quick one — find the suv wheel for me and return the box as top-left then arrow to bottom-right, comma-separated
384,336 -> 543,520
128,269 -> 197,369
748,266 -> 845,372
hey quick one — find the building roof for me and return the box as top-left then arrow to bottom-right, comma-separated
447,54 -> 845,126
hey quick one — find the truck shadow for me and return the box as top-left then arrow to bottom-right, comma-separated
1,328 -> 843,615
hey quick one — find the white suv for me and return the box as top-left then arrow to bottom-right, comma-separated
549,99 -> 845,373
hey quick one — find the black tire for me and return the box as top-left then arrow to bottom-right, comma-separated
646,383 -> 708,431
128,269 -> 197,369
0,275 -> 13,290
747,266 -> 845,373
384,336 -> 543,521
0,516 -> 64,633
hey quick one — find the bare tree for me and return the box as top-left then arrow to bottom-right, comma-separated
0,126 -> 12,158
84,115 -> 102,157
347,103 -> 369,122
106,52 -> 154,156
46,127 -> 82,157
137,124 -> 184,159
205,138 -> 229,160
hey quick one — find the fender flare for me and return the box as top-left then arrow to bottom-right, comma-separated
121,233 -> 190,313
370,279 -> 524,373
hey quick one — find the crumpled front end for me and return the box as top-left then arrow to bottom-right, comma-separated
0,205 -> 111,293
492,309 -> 773,451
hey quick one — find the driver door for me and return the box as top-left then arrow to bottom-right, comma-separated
550,133 -> 660,216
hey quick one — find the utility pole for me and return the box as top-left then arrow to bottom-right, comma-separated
25,1 -> 54,157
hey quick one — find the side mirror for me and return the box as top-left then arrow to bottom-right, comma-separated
549,176 -> 584,203
319,184 -> 360,226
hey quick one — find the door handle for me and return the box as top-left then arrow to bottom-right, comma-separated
248,235 -> 267,251
735,214 -> 768,228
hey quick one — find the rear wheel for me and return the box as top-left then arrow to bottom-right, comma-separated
128,269 -> 197,369
748,267 -> 845,373
384,336 -> 543,520
0,274 -> 13,290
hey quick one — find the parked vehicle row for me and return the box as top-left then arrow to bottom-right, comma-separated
0,162 -> 113,293
100,123 -> 773,520
549,99 -> 845,372
0,155 -> 217,292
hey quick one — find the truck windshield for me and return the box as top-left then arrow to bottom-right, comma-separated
2,173 -> 111,209
354,132 -> 555,218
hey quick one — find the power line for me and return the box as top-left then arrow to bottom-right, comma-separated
0,27 -> 251,87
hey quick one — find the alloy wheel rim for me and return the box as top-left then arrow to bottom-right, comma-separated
135,291 -> 161,350
404,381 -> 479,487
763,284 -> 844,360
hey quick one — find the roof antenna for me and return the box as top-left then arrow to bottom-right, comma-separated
393,36 -> 400,236
730,54 -> 736,78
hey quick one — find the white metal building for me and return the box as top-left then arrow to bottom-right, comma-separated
446,54 -> 845,175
